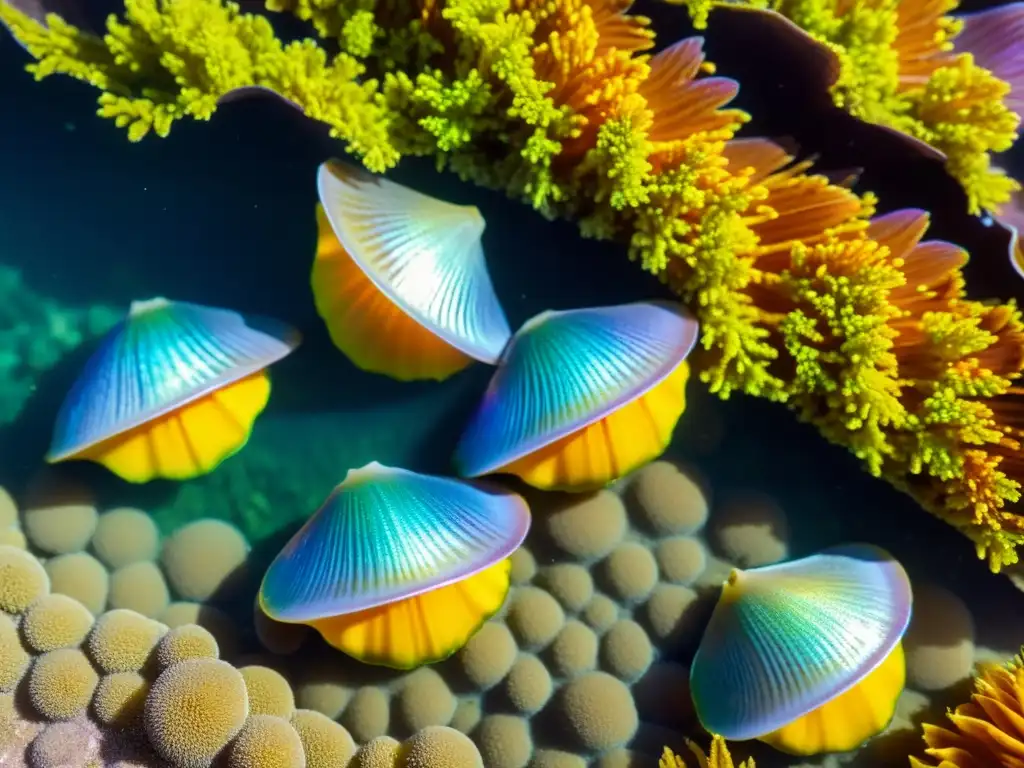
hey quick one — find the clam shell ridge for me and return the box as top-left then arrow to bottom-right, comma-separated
689,543 -> 913,741
47,298 -> 300,462
452,301 -> 700,478
259,462 -> 532,622
317,160 -> 512,364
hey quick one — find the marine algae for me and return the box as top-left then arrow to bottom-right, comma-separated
666,0 -> 1022,216
661,735 -> 756,768
2,0 -> 1024,570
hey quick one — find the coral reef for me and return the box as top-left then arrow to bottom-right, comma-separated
0,267 -> 119,427
666,0 -> 1022,216
0,530 -> 488,767
0,1 -> 1017,765
2,0 -> 1023,569
9,470 -> 256,655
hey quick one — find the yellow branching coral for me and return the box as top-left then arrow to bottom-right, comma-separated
692,141 -> 1024,567
0,0 -> 399,170
3,0 -> 1024,569
661,735 -> 756,768
666,0 -> 1021,215
911,648 -> 1024,768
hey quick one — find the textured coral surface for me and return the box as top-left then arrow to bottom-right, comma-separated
0,504 -> 490,767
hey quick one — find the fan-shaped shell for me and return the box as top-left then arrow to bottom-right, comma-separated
317,160 -> 512,364
259,462 -> 532,621
47,298 -> 299,462
989,190 -> 1024,279
689,543 -> 913,740
452,301 -> 699,477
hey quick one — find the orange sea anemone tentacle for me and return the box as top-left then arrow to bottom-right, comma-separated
912,649 -> 1024,768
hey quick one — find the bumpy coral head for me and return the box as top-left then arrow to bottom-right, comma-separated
452,301 -> 699,492
690,544 -> 912,756
313,159 -> 512,383
259,462 -> 531,669
46,298 -> 300,483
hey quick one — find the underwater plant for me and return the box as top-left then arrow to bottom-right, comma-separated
911,646 -> 1024,768
661,735 -> 756,767
2,0 -> 1024,573
665,0 -> 1024,217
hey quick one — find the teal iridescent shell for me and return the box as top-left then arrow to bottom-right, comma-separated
259,462 -> 532,621
689,544 -> 913,740
452,301 -> 699,478
47,298 -> 300,462
317,160 -> 512,364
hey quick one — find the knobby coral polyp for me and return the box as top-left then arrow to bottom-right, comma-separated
2,0 -> 1024,569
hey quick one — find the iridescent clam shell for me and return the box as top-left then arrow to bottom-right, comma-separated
259,462 -> 531,621
690,544 -> 913,741
47,298 -> 300,462
452,301 -> 699,478
316,160 -> 512,364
